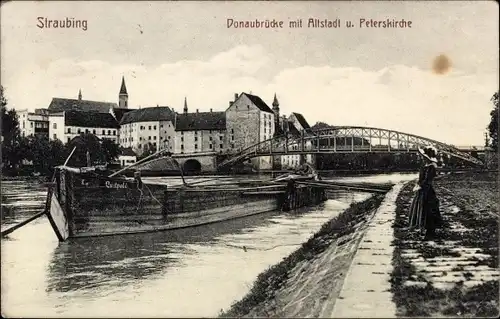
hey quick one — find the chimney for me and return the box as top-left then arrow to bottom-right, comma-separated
234,93 -> 238,100
210,108 -> 212,112
196,109 -> 199,113
229,101 -> 233,107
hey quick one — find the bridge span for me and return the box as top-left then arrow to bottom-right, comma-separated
218,126 -> 484,168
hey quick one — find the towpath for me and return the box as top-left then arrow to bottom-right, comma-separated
329,172 -> 499,318
326,183 -> 403,318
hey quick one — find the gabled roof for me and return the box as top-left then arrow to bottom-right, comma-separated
48,98 -> 117,113
175,111 -> 226,131
111,107 -> 135,122
120,106 -> 175,125
120,147 -> 136,157
241,93 -> 274,114
287,121 -> 301,136
291,112 -> 311,129
64,110 -> 120,128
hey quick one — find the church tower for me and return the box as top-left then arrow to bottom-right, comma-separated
272,93 -> 280,135
119,76 -> 128,108
78,89 -> 82,100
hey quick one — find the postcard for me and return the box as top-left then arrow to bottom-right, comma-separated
1,1 -> 498,318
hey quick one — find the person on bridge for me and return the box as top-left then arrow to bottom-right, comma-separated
408,146 -> 443,240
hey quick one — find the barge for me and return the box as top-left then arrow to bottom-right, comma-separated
46,165 -> 327,241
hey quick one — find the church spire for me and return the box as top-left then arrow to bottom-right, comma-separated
183,97 -> 188,114
272,93 -> 279,108
119,76 -> 128,95
119,76 -> 129,108
78,89 -> 82,100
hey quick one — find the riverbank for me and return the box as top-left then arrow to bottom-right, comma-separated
219,193 -> 386,317
390,172 -> 499,317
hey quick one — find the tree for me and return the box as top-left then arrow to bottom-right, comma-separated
1,86 -> 23,170
138,142 -> 155,160
101,138 -> 120,163
487,91 -> 498,151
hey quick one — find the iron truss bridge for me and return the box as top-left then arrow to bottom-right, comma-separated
218,126 -> 484,168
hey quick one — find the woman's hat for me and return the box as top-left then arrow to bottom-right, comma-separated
418,146 -> 438,163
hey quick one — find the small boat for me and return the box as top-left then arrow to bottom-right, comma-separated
46,156 -> 328,242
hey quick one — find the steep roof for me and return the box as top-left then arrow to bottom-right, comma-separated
120,106 -> 175,125
111,107 -> 134,122
120,147 -> 136,157
119,76 -> 128,95
291,112 -> 311,129
241,93 -> 274,114
48,98 -> 117,113
287,121 -> 301,136
64,110 -> 120,128
175,111 -> 226,131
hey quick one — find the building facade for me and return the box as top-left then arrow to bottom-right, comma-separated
17,108 -> 50,138
49,110 -> 120,144
119,106 -> 176,155
175,100 -> 227,154
225,92 -> 275,169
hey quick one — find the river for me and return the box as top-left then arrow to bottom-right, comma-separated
1,173 -> 416,317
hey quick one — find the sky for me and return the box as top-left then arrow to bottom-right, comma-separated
1,0 -> 498,145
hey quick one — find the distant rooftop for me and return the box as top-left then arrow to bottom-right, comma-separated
48,98 -> 117,113
120,106 -> 175,125
175,111 -> 226,131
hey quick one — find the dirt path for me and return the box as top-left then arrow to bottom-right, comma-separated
390,172 -> 499,317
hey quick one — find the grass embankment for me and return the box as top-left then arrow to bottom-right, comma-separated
390,172 -> 499,317
220,193 -> 386,318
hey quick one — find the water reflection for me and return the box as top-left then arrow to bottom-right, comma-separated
2,173 -> 416,317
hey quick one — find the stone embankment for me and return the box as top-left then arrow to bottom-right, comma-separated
220,183 -> 401,317
220,171 -> 499,318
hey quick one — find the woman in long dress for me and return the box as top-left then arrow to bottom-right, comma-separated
408,146 -> 443,240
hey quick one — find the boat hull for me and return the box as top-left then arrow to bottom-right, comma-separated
49,168 -> 327,240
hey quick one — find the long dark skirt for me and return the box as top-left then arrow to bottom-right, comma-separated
408,185 -> 442,230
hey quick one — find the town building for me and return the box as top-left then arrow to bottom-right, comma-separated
17,108 -> 50,138
49,109 -> 120,144
277,111 -> 315,169
225,92 -> 275,169
175,98 -> 227,154
119,105 -> 176,155
47,77 -> 134,144
118,147 -> 137,167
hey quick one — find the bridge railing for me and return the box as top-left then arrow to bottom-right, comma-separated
217,126 -> 484,167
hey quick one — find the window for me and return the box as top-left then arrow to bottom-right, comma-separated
153,125 -> 157,130
113,130 -> 116,136
209,130 -> 212,134
168,136 -> 171,139
231,144 -> 234,148
138,144 -> 142,149
181,145 -> 184,150
67,137 -> 70,143
264,128 -> 267,133
85,129 -> 89,134
160,136 -> 163,140
231,129 -> 234,134
78,128 -> 81,134
139,137 -> 142,141
195,131 -> 198,135
219,144 -> 223,149
209,144 -> 213,149
148,126 -> 151,130
160,125 -> 163,128
194,136 -> 198,142
209,136 -> 212,141
53,134 -> 57,139
30,122 -> 33,128
181,131 -> 184,135
195,144 -> 198,149
219,136 -> 223,141
153,136 -> 157,140
53,123 -> 57,129
67,128 -> 71,133
108,130 -> 111,135
231,136 -> 234,141
181,137 -> 184,142
148,136 -> 151,140
93,129 -> 96,134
